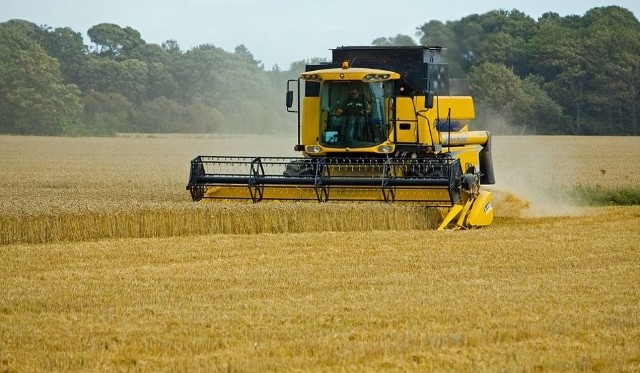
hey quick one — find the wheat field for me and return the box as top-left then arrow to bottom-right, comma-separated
1,134 -> 639,372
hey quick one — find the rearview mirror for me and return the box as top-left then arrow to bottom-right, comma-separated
286,91 -> 294,108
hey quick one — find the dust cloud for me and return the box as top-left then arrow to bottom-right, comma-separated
204,134 -> 299,157
489,135 -> 586,218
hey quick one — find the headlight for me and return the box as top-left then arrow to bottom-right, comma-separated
302,74 -> 321,81
377,145 -> 393,153
306,146 -> 322,154
364,73 -> 391,81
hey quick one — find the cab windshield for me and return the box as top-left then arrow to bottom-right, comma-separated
319,80 -> 392,148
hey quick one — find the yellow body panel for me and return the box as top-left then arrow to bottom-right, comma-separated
466,191 -> 494,227
426,97 -> 475,147
384,96 -> 477,148
437,190 -> 494,230
433,96 -> 475,120
393,97 -> 420,143
301,97 -> 320,145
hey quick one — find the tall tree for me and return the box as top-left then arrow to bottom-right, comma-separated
38,26 -> 87,85
371,34 -> 417,46
0,23 -> 82,135
527,17 -> 588,134
521,75 -> 566,134
79,57 -> 148,103
452,10 -> 536,74
234,44 -> 261,67
87,23 -> 145,58
167,44 -> 226,104
468,62 -> 533,134
161,39 -> 181,55
581,6 -> 640,135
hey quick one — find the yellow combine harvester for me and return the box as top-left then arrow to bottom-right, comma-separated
187,46 -> 495,230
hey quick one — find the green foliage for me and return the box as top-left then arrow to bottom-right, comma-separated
469,62 -> 532,134
371,34 -> 417,46
183,98 -> 224,133
521,76 -> 567,134
81,91 -> 132,134
0,23 -> 83,135
145,62 -> 179,100
580,8 -> 640,135
416,5 -> 640,135
37,26 -> 86,84
79,57 -> 148,103
161,40 -> 181,55
87,23 -> 144,58
168,44 -> 226,104
1,6 -> 639,136
129,97 -> 222,133
234,44 -> 261,66
572,185 -> 640,206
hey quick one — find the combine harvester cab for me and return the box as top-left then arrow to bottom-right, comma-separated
187,46 -> 495,230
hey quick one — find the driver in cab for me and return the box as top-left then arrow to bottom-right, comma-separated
335,88 -> 369,145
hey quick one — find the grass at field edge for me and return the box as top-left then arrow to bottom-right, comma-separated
571,186 -> 640,206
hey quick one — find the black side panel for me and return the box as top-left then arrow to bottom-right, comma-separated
307,64 -> 339,71
332,46 -> 427,64
305,81 -> 320,97
479,134 -> 495,185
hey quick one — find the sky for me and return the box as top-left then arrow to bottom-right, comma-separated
1,0 -> 638,69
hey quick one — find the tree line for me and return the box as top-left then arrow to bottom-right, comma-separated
0,5 -> 638,136
414,6 -> 640,135
0,20 -> 298,136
